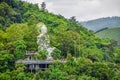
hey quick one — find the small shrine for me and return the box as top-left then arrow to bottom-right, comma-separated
16,25 -> 66,72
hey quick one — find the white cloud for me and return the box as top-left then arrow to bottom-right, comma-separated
22,0 -> 120,21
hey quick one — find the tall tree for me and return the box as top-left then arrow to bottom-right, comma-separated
41,2 -> 46,11
69,16 -> 77,22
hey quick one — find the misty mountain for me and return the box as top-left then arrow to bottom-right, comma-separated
80,16 -> 120,32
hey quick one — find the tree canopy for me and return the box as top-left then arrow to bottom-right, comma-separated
0,0 -> 120,80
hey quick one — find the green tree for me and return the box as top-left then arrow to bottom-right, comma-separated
34,49 -> 48,59
49,68 -> 65,80
14,40 -> 26,59
90,62 -> 111,80
69,16 -> 77,23
23,24 -> 39,51
51,48 -> 61,59
0,51 -> 14,72
41,2 -> 46,11
6,23 -> 28,42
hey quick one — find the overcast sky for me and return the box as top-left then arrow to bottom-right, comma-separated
22,0 -> 120,21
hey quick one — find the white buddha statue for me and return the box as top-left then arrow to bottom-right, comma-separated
41,25 -> 47,34
37,25 -> 54,60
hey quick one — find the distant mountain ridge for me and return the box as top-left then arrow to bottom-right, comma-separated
80,16 -> 120,32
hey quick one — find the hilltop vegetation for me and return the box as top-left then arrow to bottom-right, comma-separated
0,0 -> 120,80
81,16 -> 120,32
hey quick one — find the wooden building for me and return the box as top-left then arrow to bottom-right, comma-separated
16,51 -> 66,72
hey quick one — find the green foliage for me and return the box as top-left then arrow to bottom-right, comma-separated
14,40 -> 26,59
23,24 -> 39,51
0,0 -> 120,80
113,48 -> 120,63
34,49 -> 48,59
82,48 -> 103,62
34,57 -> 120,80
51,48 -> 61,59
6,23 -> 28,42
0,2 -> 17,28
0,70 -> 11,80
0,51 -> 14,72
0,63 -> 34,80
51,28 -> 81,57
78,75 -> 98,80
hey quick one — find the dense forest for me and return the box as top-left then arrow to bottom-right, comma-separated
0,0 -> 120,80
81,16 -> 120,32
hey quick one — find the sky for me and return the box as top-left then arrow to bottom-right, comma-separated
22,0 -> 120,21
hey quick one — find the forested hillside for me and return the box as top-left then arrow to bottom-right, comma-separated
81,17 -> 120,32
0,0 -> 120,80
96,27 -> 120,41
